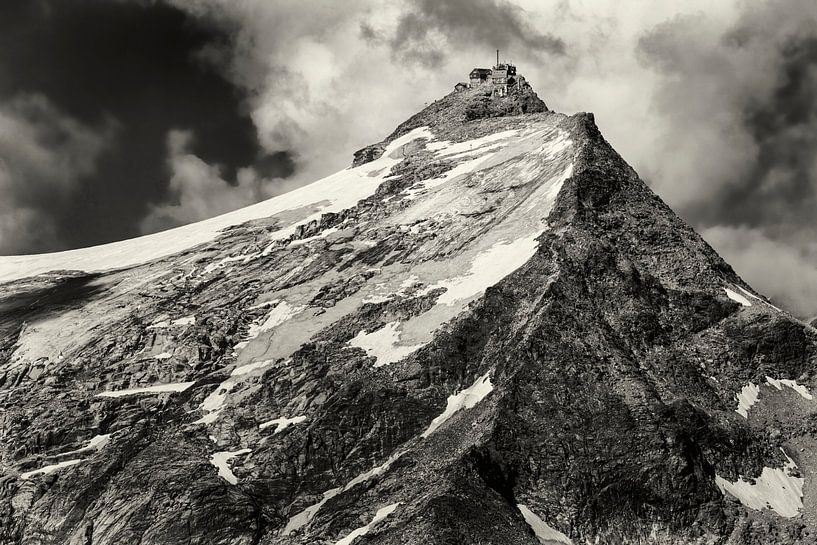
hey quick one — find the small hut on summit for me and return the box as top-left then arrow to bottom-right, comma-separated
469,68 -> 492,85
467,51 -> 524,96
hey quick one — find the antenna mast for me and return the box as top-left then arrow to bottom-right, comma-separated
496,49 -> 500,66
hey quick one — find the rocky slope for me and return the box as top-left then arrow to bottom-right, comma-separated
1,81 -> 816,545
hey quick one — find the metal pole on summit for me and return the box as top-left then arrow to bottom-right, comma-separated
496,49 -> 499,66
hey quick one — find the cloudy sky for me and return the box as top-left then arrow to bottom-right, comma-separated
3,0 -> 817,317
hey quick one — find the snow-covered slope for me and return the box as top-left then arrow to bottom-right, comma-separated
0,128 -> 434,283
2,81 -> 817,545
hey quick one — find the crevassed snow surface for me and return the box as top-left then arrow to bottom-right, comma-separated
210,448 -> 251,485
348,322 -> 423,367
20,458 -> 84,480
96,381 -> 195,397
715,451 -> 804,517
724,288 -> 752,307
0,127 -> 434,283
335,503 -> 399,545
259,415 -> 307,434
517,504 -> 573,545
422,372 -> 493,437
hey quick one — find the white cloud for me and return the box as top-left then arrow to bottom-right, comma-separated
0,94 -> 112,254
703,226 -> 817,318
140,129 -> 289,233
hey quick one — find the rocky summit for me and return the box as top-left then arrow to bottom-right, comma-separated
1,78 -> 816,545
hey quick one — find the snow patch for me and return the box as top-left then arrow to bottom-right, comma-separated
85,434 -> 112,451
0,126 -> 434,282
724,288 -> 752,307
147,315 -> 195,329
283,451 -> 404,535
283,487 -> 342,535
235,301 -> 304,350
735,377 -> 812,418
422,372 -> 493,437
20,459 -> 84,480
427,237 -> 539,305
57,433 -> 112,458
737,286 -> 783,312
715,451 -> 804,517
290,227 -> 339,246
96,382 -> 194,398
259,415 -> 307,434
335,503 -> 400,545
193,360 -> 275,424
153,352 -> 172,360
735,382 -> 760,418
361,294 -> 392,304
517,504 -> 572,545
210,448 -> 251,485
348,322 -> 423,367
765,376 -> 813,400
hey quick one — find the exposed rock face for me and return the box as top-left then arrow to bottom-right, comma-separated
1,83 -> 817,545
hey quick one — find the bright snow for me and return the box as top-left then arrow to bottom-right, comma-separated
517,504 -> 573,545
210,448 -> 251,485
427,236 -> 540,306
96,382 -> 195,398
0,126 -> 435,282
235,301 -> 303,350
259,415 -> 307,434
19,433 -> 113,480
193,359 -> 274,424
422,372 -> 493,437
715,450 -> 804,517
147,315 -> 195,329
283,487 -> 342,535
735,383 -> 760,418
765,376 -> 813,400
20,459 -> 84,480
334,503 -> 400,545
347,322 -> 423,367
724,288 -> 752,307
735,377 -> 812,418
284,451 -> 404,535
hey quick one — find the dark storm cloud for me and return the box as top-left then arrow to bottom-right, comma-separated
0,0 -> 293,254
389,0 -> 565,66
635,1 -> 817,316
727,38 -> 817,232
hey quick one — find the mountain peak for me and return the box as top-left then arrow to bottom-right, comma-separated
353,65 -> 549,167
2,68 -> 817,545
